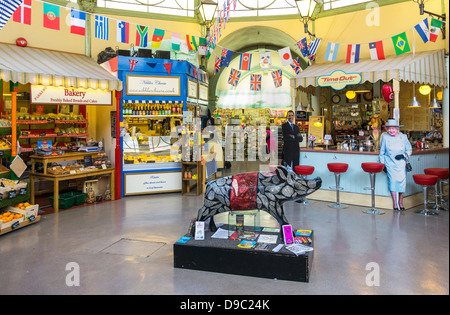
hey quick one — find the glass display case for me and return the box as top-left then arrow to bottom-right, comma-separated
109,56 -> 208,196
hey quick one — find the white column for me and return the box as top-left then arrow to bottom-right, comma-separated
444,55 -> 449,148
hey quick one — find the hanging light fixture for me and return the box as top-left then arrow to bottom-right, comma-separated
419,84 -> 431,95
295,0 -> 319,35
408,83 -> 421,108
346,90 -> 356,99
297,102 -> 305,111
306,104 -> 313,112
429,85 -> 441,108
198,0 -> 218,38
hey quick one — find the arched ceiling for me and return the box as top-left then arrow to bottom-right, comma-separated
206,25 -> 309,74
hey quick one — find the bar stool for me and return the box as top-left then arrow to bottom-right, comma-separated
294,165 -> 315,204
413,174 -> 439,216
361,163 -> 385,215
424,168 -> 449,211
327,163 -> 349,209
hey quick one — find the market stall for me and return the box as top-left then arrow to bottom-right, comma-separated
291,49 -> 448,209
104,55 -> 209,196
0,42 -> 122,219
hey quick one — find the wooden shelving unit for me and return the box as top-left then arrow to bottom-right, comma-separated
181,161 -> 203,196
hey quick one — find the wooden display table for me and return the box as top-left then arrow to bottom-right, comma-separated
29,152 -> 115,212
30,152 -> 100,174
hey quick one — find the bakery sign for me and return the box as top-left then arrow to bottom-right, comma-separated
31,85 -> 112,105
317,70 -> 362,90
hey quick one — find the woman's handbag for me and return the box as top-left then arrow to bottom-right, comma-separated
405,154 -> 412,172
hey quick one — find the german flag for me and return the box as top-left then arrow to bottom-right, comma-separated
186,35 -> 197,51
151,29 -> 165,48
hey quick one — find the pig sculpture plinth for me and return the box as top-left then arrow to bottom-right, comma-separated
197,166 -> 322,231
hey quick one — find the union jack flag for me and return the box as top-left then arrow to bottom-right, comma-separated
271,69 -> 282,88
250,74 -> 261,91
290,57 -> 302,75
214,56 -> 222,75
228,68 -> 241,87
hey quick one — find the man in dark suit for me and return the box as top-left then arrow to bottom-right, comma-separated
282,110 -> 303,168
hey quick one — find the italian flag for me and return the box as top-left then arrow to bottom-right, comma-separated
429,18 -> 443,42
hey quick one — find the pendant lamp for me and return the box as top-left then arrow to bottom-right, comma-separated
408,83 -> 421,108
429,85 -> 441,108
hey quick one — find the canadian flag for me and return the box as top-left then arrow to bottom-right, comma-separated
13,0 -> 32,25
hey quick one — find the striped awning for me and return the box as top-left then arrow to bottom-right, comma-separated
0,43 -> 122,91
293,49 -> 447,89
216,89 -> 291,109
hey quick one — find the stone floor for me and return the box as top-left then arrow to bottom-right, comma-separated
0,186 -> 448,295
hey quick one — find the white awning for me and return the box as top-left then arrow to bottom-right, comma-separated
216,89 -> 291,109
0,43 -> 122,91
293,49 -> 447,89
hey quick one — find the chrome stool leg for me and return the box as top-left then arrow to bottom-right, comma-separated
416,185 -> 438,216
363,172 -> 385,215
328,173 -> 347,209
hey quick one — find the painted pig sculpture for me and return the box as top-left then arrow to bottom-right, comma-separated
197,166 -> 322,231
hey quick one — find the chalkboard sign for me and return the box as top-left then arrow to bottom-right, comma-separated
111,111 -> 117,139
84,155 -> 93,167
296,111 -> 308,120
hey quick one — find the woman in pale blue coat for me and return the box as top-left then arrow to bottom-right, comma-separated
379,119 -> 412,211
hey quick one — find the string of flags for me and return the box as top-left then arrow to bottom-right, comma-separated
1,0 -> 235,56
211,16 -> 444,91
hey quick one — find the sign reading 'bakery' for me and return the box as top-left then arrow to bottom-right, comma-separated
31,85 -> 112,105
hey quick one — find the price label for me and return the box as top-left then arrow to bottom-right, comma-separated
8,190 -> 17,199
11,220 -> 20,229
19,188 -> 27,195
39,132 -> 46,137
29,215 -> 36,222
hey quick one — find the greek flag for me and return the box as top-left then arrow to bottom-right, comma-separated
0,0 -> 23,30
95,15 -> 109,40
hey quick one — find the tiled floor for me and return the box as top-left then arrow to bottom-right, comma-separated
0,185 -> 448,295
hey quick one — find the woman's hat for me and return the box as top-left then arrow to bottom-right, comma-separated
384,119 -> 403,128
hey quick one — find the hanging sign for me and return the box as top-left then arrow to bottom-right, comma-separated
126,75 -> 180,96
30,85 -> 112,105
317,70 -> 362,90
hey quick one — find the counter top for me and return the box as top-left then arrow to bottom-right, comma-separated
301,147 -> 448,155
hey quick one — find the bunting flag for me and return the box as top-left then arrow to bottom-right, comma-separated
43,3 -> 60,30
186,35 -> 197,50
429,18 -> 443,42
214,56 -> 221,75
1,0 -> 23,30
136,25 -> 148,47
206,42 -> 215,59
151,28 -> 165,48
198,37 -> 207,55
278,47 -> 293,66
239,53 -> 252,71
250,74 -> 261,91
369,41 -> 385,60
221,48 -> 233,67
228,68 -> 241,87
346,44 -> 360,63
117,20 -> 129,44
129,59 -> 138,72
392,32 -> 410,55
12,0 -> 31,25
171,32 -> 180,51
290,57 -> 302,75
271,69 -> 282,88
414,18 -> 430,43
324,42 -> 339,62
70,9 -> 86,36
259,52 -> 272,69
308,37 -> 321,61
296,37 -> 309,58
95,15 -> 108,40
